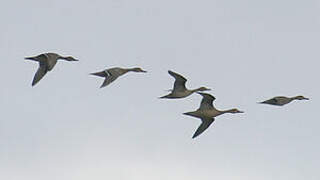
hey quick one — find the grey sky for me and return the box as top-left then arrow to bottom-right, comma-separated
1,0 -> 319,179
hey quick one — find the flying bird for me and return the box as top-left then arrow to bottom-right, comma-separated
90,67 -> 147,88
259,95 -> 309,106
183,93 -> 243,139
25,53 -> 78,86
160,70 -> 210,99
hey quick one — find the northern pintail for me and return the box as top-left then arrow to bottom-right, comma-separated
184,93 -> 243,139
259,95 -> 309,106
25,53 -> 78,86
90,67 -> 147,88
160,70 -> 210,99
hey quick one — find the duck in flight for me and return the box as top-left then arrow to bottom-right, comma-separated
160,70 -> 210,99
25,53 -> 78,86
90,67 -> 147,88
183,93 -> 243,139
259,95 -> 309,106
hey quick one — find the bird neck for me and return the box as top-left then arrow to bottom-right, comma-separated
290,96 -> 299,101
126,68 -> 142,73
58,56 -> 68,61
127,68 -> 136,72
219,109 -> 234,115
121,68 -> 134,74
191,87 -> 202,93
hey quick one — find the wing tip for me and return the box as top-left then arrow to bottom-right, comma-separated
31,76 -> 40,87
192,134 -> 198,139
168,70 -> 175,75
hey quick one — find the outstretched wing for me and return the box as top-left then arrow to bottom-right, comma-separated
168,70 -> 187,91
100,76 -> 117,88
32,65 -> 48,86
100,70 -> 118,88
260,98 -> 279,105
192,117 -> 215,139
198,92 -> 216,110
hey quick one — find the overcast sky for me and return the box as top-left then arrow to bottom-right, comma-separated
1,0 -> 319,180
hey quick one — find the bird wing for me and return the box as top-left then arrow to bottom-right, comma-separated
47,59 -> 57,71
192,117 -> 215,139
168,70 -> 187,91
260,98 -> 279,105
32,64 -> 48,86
35,54 -> 48,61
198,93 -> 216,110
100,70 -> 118,88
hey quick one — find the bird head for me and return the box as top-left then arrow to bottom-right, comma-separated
295,95 -> 309,100
197,87 -> 211,92
131,67 -> 147,73
229,108 -> 244,113
62,56 -> 79,61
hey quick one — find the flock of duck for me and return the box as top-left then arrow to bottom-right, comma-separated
25,52 -> 310,139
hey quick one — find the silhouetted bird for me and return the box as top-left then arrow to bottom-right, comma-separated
90,67 -> 147,88
25,53 -> 78,86
259,95 -> 309,106
184,93 -> 243,139
160,70 -> 210,99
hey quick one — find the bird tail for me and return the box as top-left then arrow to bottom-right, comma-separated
158,95 -> 168,99
158,94 -> 178,99
24,57 -> 37,61
90,71 -> 106,77
183,111 -> 199,118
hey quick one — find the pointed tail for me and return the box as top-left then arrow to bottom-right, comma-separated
183,111 -> 200,118
90,71 -> 106,77
24,57 -> 36,61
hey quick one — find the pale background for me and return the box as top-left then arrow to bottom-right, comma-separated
0,0 -> 319,179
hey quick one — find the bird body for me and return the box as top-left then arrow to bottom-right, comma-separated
25,53 -> 78,86
259,95 -> 309,106
90,67 -> 147,88
184,93 -> 243,139
160,70 -> 210,99
185,108 -> 222,118
160,89 -> 194,99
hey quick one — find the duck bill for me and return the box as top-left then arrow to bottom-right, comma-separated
304,97 -> 309,100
